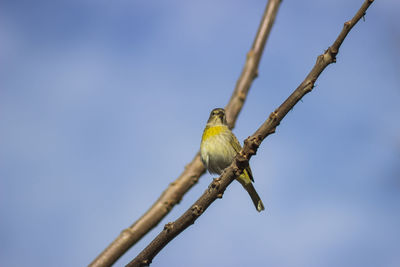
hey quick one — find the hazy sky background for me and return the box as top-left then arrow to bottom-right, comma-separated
1,1 -> 399,266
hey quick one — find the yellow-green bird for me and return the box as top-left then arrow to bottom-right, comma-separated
200,108 -> 265,212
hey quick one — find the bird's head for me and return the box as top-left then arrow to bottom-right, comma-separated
207,108 -> 227,126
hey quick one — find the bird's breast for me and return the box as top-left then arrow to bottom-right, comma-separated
201,125 -> 226,142
200,125 -> 236,174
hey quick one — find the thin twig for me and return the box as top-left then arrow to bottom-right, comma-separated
126,1 -> 375,266
225,0 -> 282,129
89,1 -> 281,266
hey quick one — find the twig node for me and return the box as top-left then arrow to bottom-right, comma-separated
191,205 -> 203,216
163,222 -> 174,233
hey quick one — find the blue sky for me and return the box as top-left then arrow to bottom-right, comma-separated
1,1 -> 399,266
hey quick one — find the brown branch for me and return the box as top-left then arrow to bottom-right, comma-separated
225,0 -> 282,129
89,1 -> 281,267
126,1 -> 375,266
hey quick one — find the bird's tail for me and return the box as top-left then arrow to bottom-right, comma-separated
239,181 -> 265,212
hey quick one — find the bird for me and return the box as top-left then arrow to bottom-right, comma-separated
200,108 -> 264,212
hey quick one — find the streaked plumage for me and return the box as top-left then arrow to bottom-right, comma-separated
200,108 -> 264,212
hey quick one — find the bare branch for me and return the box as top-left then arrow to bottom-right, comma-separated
225,0 -> 282,129
126,1 -> 375,266
89,1 -> 281,266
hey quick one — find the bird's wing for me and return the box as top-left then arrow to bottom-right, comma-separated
230,133 -> 254,182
